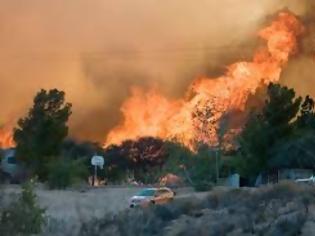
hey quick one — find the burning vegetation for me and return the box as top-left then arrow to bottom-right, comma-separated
0,126 -> 14,149
0,12 -> 305,151
104,12 -> 304,150
3,5 -> 315,235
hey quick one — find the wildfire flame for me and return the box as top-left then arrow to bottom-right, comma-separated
105,12 -> 304,149
0,126 -> 14,149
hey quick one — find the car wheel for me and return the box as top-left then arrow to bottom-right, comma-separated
130,204 -> 135,208
150,200 -> 155,205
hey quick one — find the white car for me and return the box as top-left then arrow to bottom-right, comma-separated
295,176 -> 315,183
129,187 -> 175,208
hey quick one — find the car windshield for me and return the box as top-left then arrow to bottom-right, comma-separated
137,189 -> 156,197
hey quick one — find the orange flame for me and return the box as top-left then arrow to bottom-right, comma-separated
0,126 -> 15,149
105,12 -> 304,149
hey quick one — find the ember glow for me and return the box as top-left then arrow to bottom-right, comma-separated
105,12 -> 304,149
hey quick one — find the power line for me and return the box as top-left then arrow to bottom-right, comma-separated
0,45 -> 255,62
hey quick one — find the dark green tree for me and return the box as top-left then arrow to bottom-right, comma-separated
263,83 -> 302,139
161,141 -> 193,176
296,95 -> 315,129
237,83 -> 302,178
14,89 -> 72,180
237,114 -> 270,177
187,145 -> 217,191
268,94 -> 315,170
268,133 -> 315,170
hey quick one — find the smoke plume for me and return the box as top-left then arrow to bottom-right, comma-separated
0,0 -> 314,144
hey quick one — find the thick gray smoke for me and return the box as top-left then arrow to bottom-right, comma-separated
0,0 -> 313,143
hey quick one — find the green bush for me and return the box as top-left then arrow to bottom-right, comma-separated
103,166 -> 130,184
187,147 -> 217,191
0,180 -> 46,236
161,142 -> 193,175
192,182 -> 213,192
47,158 -> 88,189
134,167 -> 163,184
161,143 -> 217,191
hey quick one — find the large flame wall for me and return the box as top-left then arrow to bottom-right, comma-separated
0,1 -> 314,148
105,12 -> 304,149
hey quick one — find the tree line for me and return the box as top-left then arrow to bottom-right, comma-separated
6,82 -> 315,189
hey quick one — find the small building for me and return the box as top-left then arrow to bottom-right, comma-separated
227,173 -> 240,187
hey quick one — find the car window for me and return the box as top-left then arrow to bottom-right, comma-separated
137,189 -> 156,197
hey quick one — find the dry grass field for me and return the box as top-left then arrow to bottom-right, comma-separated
1,185 -> 199,235
4,183 -> 314,236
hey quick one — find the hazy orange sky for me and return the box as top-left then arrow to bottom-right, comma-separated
0,0 -> 314,143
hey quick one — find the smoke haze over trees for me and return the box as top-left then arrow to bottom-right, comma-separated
0,0 -> 315,143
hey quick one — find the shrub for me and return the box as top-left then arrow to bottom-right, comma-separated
78,182 -> 314,236
47,157 -> 88,189
0,180 -> 46,235
192,182 -> 213,192
161,142 -> 193,175
187,147 -> 217,191
162,144 -> 218,190
134,167 -> 163,184
80,208 -> 165,236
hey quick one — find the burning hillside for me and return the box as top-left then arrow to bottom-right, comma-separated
105,12 -> 304,149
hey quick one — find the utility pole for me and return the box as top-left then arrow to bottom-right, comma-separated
216,112 -> 229,185
93,165 -> 98,187
215,148 -> 219,184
